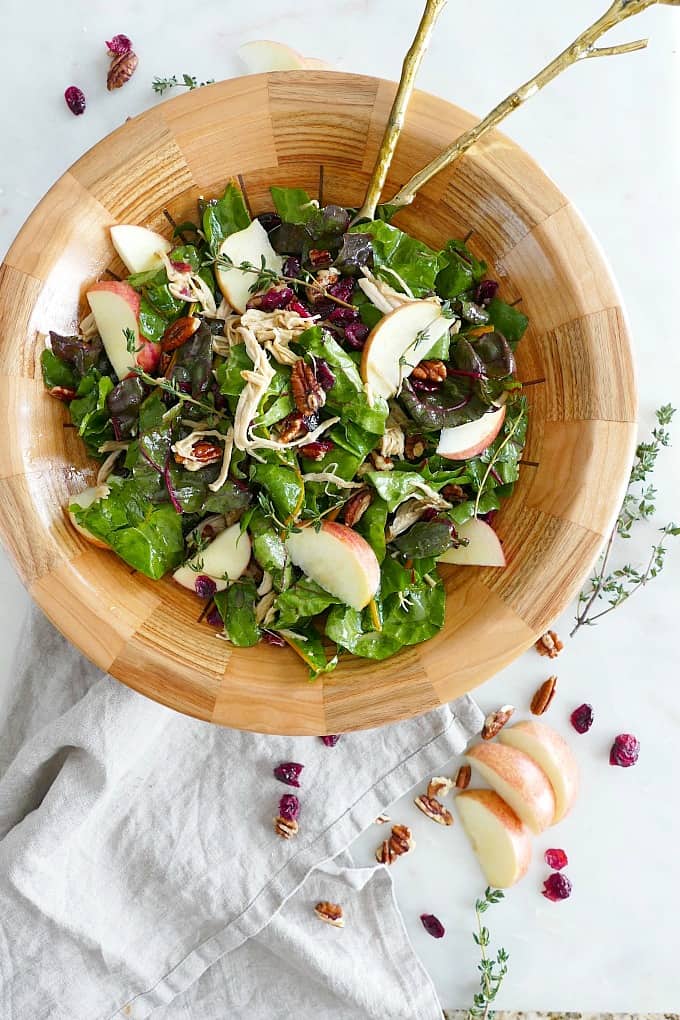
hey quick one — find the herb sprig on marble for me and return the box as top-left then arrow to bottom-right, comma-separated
468,887 -> 509,1020
152,74 -> 215,96
572,404 -> 679,637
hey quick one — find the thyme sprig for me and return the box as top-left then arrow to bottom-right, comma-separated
131,367 -> 229,423
473,407 -> 526,518
572,404 -> 679,636
152,74 -> 215,97
214,253 -> 355,309
468,887 -> 509,1020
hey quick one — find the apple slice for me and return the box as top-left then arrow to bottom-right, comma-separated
86,281 -> 143,380
457,789 -> 532,888
499,721 -> 579,824
285,521 -> 379,611
360,301 -> 451,400
466,741 -> 556,834
437,405 -> 506,460
110,225 -> 172,275
173,523 -> 251,593
438,518 -> 505,568
215,219 -> 284,313
67,485 -> 111,548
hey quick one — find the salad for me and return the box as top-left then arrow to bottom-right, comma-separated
41,181 -> 528,676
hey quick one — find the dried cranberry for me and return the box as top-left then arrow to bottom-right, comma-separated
262,630 -> 286,648
171,260 -> 193,274
302,440 -> 334,461
257,212 -> 281,233
411,378 -> 441,393
278,793 -> 300,821
283,256 -> 302,279
286,298 -> 311,318
343,322 -> 369,349
106,34 -> 132,56
328,277 -> 355,304
195,575 -> 217,599
544,848 -> 568,871
320,734 -> 340,747
314,358 -> 336,391
474,279 -> 499,305
206,606 -> 223,628
421,507 -> 439,522
249,285 -> 294,313
479,510 -> 497,526
609,733 -> 640,767
570,703 -> 594,734
274,762 -> 304,787
64,86 -> 86,116
542,873 -> 572,902
328,306 -> 359,324
420,913 -> 445,938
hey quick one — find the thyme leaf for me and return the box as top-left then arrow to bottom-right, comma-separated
152,73 -> 215,96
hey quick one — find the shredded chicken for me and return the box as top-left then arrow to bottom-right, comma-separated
385,498 -> 431,541
232,327 -> 277,456
79,312 -> 98,339
257,571 -> 273,598
380,419 -> 405,460
358,267 -> 432,314
160,252 -> 218,318
96,449 -> 123,486
98,440 -> 130,454
301,470 -> 365,489
207,426 -> 235,493
255,590 -> 277,625
214,307 -> 317,364
171,429 -> 224,472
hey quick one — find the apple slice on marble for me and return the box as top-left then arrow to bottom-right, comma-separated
173,523 -> 252,593
215,219 -> 283,313
285,521 -> 380,611
499,721 -> 579,824
457,789 -> 532,888
436,405 -> 506,460
67,485 -> 111,548
466,741 -> 556,834
238,40 -> 331,73
86,281 -> 160,380
360,301 -> 452,400
110,225 -> 172,275
438,518 -> 506,568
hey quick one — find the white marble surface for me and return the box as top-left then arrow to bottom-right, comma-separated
1,0 -> 679,1012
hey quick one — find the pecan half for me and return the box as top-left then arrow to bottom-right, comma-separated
427,776 -> 454,799
309,249 -> 333,269
161,315 -> 201,352
374,812 -> 391,825
531,675 -> 558,715
291,360 -> 326,417
343,488 -> 372,527
454,764 -> 472,789
274,816 -> 299,839
277,411 -> 308,443
414,794 -> 454,826
535,630 -> 564,659
188,440 -> 222,465
482,705 -> 515,740
314,901 -> 344,927
375,823 -> 414,864
404,434 -> 426,460
369,451 -> 393,471
441,483 -> 466,503
107,50 -> 139,90
411,359 -> 447,383
48,385 -> 77,402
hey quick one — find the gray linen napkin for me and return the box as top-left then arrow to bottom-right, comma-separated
0,607 -> 483,1020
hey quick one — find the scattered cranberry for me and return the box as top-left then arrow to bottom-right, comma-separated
421,507 -> 439,522
328,306 -> 359,324
249,285 -> 294,312
106,34 -> 132,56
286,298 -> 311,318
320,735 -> 340,747
194,575 -> 217,599
542,873 -> 572,902
609,733 -> 640,768
343,322 -> 369,349
474,279 -> 499,305
278,794 -> 300,821
314,358 -> 336,391
544,848 -> 568,871
257,212 -> 281,233
206,606 -> 222,628
274,762 -> 304,787
283,255 -> 301,278
328,277 -> 355,304
302,439 -> 334,461
171,260 -> 193,274
64,86 -> 86,116
262,630 -> 286,648
570,703 -> 594,734
420,913 -> 446,938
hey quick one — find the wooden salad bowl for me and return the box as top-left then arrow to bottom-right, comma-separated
0,72 -> 637,734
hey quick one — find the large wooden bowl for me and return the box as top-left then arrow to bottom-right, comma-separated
0,72 -> 636,734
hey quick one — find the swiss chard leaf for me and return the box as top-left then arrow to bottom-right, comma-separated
354,495 -> 389,562
274,577 -> 341,629
392,520 -> 454,558
203,481 -> 251,515
203,181 -> 251,254
279,625 -> 338,679
270,186 -> 318,225
366,470 -> 452,511
248,509 -> 289,588
350,221 -> 442,297
214,579 -> 260,647
69,372 -> 115,456
40,349 -> 77,391
251,462 -> 303,521
485,297 -> 529,346
139,298 -> 168,343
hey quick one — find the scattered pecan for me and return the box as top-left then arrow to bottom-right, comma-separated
441,483 -> 466,503
161,315 -> 201,352
314,901 -> 344,927
374,812 -> 391,825
535,630 -> 564,658
369,451 -> 393,471
107,50 -> 138,90
343,488 -> 372,527
188,440 -> 222,465
404,434 -> 427,460
427,776 -> 454,799
531,675 -> 558,715
411,359 -> 447,383
375,823 -> 414,864
48,385 -> 76,402
277,411 -> 308,443
481,705 -> 515,740
274,816 -> 299,839
414,794 -> 454,826
309,249 -> 333,269
291,359 -> 326,417
305,267 -> 340,303
454,764 -> 472,789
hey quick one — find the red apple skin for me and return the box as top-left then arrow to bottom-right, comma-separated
136,339 -> 161,373
457,788 -> 532,887
88,279 -> 141,315
438,406 -> 506,461
466,740 -> 556,834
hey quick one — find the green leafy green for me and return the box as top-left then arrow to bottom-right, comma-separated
278,625 -> 338,679
270,186 -> 318,224
274,578 -> 340,629
354,496 -> 389,562
40,349 -> 77,391
366,469 -> 460,511
251,462 -> 303,521
392,520 -> 454,558
203,481 -> 251,515
214,579 -> 260,646
139,298 -> 168,343
69,372 -> 115,456
350,220 -> 442,297
203,181 -> 251,254
485,298 -> 529,346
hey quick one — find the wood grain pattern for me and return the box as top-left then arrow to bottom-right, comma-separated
0,72 -> 637,734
